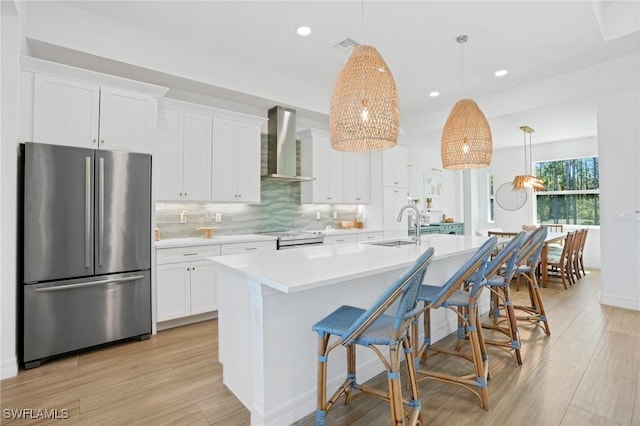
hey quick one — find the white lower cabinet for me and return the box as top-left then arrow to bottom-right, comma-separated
156,239 -> 276,326
357,231 -> 384,242
323,232 -> 383,245
156,245 -> 221,322
324,234 -> 358,245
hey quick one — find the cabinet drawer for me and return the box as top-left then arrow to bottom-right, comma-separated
157,245 -> 221,264
221,241 -> 276,255
357,232 -> 384,242
324,234 -> 358,245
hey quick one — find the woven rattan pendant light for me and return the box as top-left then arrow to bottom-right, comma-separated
328,2 -> 399,152
441,35 -> 492,169
512,126 -> 545,191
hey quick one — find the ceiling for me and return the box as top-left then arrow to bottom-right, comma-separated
40,1 -> 639,149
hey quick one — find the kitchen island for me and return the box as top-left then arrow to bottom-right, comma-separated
210,234 -> 489,426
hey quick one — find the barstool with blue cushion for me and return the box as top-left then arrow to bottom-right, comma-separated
512,226 -> 551,335
312,248 -> 435,426
413,237 -> 497,410
478,231 -> 527,365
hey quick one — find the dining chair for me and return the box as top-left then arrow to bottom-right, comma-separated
312,248 -> 435,426
546,231 -> 575,289
512,226 -> 551,335
572,228 -> 588,280
413,237 -> 497,410
479,231 -> 528,365
541,224 -> 564,232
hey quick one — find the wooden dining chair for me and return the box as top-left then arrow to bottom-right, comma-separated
413,237 -> 497,410
546,231 -> 576,289
572,228 -> 588,280
312,248 -> 435,426
541,224 -> 564,232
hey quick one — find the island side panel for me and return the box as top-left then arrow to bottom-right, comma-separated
217,265 -> 254,409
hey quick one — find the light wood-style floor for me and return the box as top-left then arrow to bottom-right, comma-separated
2,270 -> 639,425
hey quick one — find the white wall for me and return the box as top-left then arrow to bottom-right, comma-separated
597,89 -> 640,310
472,136 -> 601,268
1,1 -> 21,379
406,144 -> 463,224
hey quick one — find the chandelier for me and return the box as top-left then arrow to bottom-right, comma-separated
512,126 -> 544,191
441,35 -> 492,169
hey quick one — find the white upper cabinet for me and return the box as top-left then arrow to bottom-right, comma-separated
211,117 -> 262,203
156,106 -> 212,201
33,74 -> 100,148
98,87 -> 155,153
32,74 -> 155,153
383,145 -> 408,188
383,186 -> 409,239
343,152 -> 371,203
299,129 -> 345,204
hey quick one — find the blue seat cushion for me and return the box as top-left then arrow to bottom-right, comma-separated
312,305 -> 399,346
417,285 -> 471,307
547,253 -> 563,263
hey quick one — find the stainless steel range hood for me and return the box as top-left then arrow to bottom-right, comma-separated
262,106 -> 314,182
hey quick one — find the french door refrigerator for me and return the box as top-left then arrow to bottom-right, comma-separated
20,142 -> 152,369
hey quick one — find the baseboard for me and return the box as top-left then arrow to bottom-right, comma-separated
600,293 -> 640,311
156,311 -> 217,331
1,355 -> 18,380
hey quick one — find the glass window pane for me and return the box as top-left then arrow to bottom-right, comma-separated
536,193 -> 600,225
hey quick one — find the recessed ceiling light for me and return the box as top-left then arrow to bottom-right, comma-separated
297,26 -> 311,36
495,69 -> 508,77
429,91 -> 440,97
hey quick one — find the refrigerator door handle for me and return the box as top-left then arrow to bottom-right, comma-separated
34,275 -> 145,293
85,156 -> 92,268
98,157 -> 105,266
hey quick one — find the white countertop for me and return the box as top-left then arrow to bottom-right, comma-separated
155,234 -> 277,248
210,234 -> 488,293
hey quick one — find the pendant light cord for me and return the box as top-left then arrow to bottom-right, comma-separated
461,41 -> 465,94
528,130 -> 533,175
361,0 -> 365,43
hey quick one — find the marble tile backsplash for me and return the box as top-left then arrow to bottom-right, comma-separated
155,179 -> 361,240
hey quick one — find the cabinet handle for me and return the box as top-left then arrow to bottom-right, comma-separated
185,192 -> 187,196
179,192 -> 182,196
186,268 -> 190,271
101,139 -> 105,144
183,252 -> 198,256
244,247 -> 257,251
192,267 -> 195,271
92,138 -> 97,144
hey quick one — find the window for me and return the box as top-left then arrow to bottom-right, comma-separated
487,173 -> 495,222
535,156 -> 599,225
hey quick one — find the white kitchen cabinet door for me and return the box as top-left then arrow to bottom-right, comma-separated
155,108 -> 184,200
182,113 -> 213,201
383,187 -> 409,239
33,74 -> 100,148
189,260 -> 218,315
211,118 -> 261,203
156,109 -> 213,201
233,122 -> 261,203
300,129 -> 344,204
32,75 -> 155,153
343,152 -> 371,203
99,87 -> 155,153
157,262 -> 191,322
383,145 -> 408,188
211,119 -> 236,201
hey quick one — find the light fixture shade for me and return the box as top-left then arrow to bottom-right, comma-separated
512,125 -> 545,191
441,99 -> 492,169
512,175 -> 545,191
329,45 -> 399,152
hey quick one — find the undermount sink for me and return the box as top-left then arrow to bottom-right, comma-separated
369,240 -> 417,248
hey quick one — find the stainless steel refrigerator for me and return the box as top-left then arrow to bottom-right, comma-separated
20,142 -> 152,369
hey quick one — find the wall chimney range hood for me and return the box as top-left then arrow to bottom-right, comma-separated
262,106 -> 314,182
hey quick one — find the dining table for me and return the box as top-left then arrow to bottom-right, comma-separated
539,231 -> 567,287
